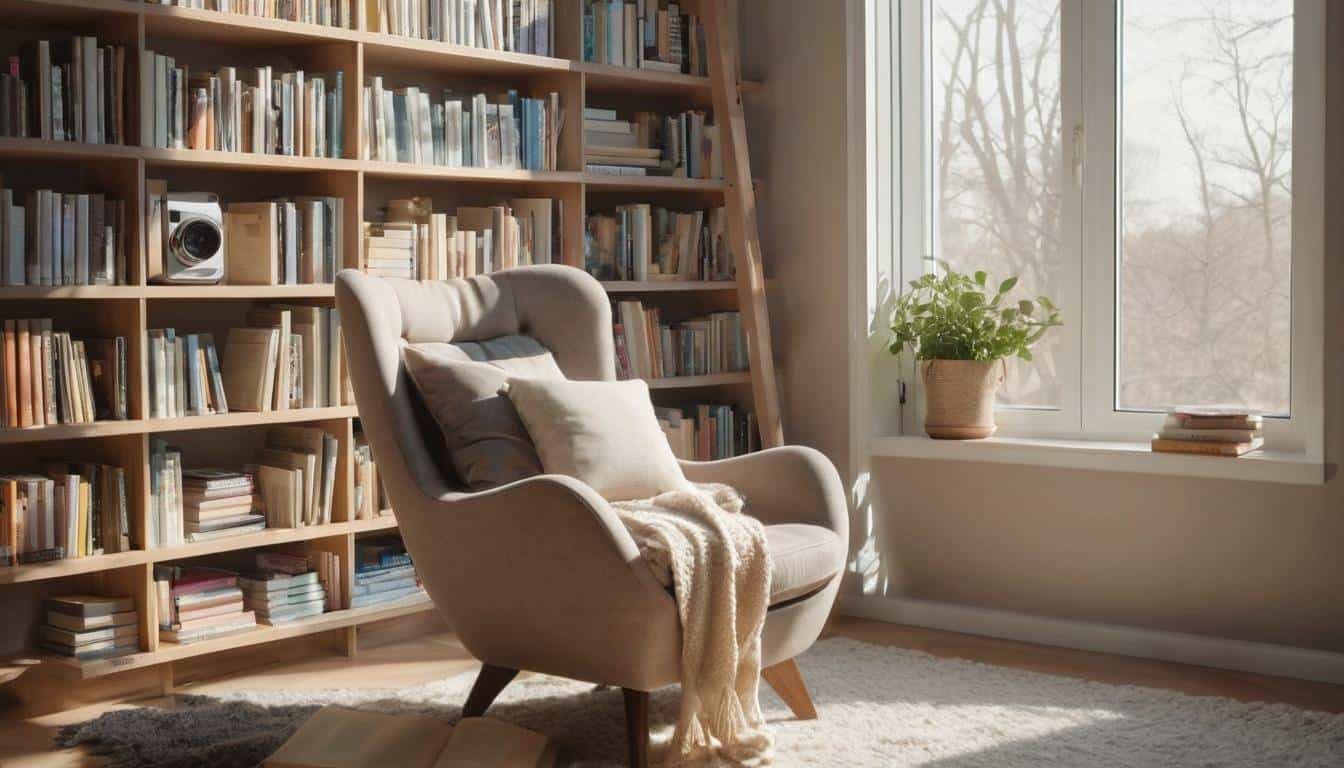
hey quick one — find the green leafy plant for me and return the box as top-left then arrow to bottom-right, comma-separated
888,260 -> 1062,362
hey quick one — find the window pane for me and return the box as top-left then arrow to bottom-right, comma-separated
930,0 -> 1064,408
1119,1 -> 1292,415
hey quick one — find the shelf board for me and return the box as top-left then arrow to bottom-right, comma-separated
150,520 -> 368,563
141,147 -> 361,173
602,280 -> 737,293
0,0 -> 137,24
55,595 -> 435,678
0,285 -> 142,300
0,137 -> 140,163
646,372 -> 752,389
0,407 -> 359,445
581,173 -> 727,192
141,3 -> 362,46
0,549 -> 149,586
361,160 -> 581,185
361,32 -> 572,76
144,284 -> 335,299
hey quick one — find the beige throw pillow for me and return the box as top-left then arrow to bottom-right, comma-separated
402,345 -> 544,491
503,377 -> 688,502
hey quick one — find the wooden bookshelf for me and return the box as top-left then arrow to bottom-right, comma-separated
0,0 -> 778,699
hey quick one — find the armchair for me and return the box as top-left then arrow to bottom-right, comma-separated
335,265 -> 848,766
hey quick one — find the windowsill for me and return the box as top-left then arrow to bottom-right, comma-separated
869,435 -> 1324,486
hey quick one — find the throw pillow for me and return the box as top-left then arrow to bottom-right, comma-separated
402,345 -> 543,491
502,377 -> 688,501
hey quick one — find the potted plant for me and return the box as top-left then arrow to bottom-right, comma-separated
886,260 -> 1062,439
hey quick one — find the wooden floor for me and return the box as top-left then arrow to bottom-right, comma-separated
3,616 -> 1343,766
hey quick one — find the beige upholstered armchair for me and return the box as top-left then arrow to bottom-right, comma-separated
335,265 -> 848,766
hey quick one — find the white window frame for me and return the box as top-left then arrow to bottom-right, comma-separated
876,0 -> 1324,466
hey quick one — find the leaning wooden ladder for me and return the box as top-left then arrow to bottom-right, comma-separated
704,0 -> 785,449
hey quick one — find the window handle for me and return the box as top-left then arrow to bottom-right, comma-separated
1072,123 -> 1085,187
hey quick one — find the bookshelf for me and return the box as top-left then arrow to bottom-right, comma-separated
0,0 -> 778,701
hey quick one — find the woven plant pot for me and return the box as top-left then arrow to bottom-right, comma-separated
922,359 -> 1004,439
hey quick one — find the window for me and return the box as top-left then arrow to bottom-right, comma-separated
872,0 -> 1323,456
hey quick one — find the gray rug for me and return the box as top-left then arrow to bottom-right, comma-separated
57,637 -> 1344,767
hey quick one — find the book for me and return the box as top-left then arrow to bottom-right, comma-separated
266,706 -> 555,768
221,327 -> 280,412
1150,437 -> 1265,457
46,594 -> 134,617
45,608 -> 136,632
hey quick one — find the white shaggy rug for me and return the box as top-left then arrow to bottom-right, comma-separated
58,637 -> 1344,767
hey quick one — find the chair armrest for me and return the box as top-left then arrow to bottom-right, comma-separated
679,446 -> 849,542
399,473 -> 679,684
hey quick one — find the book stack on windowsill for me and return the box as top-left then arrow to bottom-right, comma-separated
1151,408 -> 1264,457
40,595 -> 138,661
154,566 -> 257,645
182,469 -> 265,542
351,536 -> 424,609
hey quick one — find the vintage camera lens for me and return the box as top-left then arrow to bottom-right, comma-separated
173,218 -> 223,264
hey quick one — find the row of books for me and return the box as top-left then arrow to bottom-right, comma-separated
583,107 -> 719,178
361,196 -> 558,279
1,463 -> 130,566
218,305 -> 349,414
352,536 -> 425,608
145,330 -> 226,419
0,188 -> 129,287
353,427 -> 384,519
582,0 -> 707,76
361,80 -> 562,171
148,184 -> 345,286
255,426 -> 341,528
1,36 -> 129,144
40,594 -> 138,661
1150,408 -> 1265,457
584,204 -> 731,281
2,320 -> 127,428
141,56 -> 345,158
181,469 -> 265,541
656,404 -> 757,461
144,1 -> 355,29
614,302 -> 747,380
368,0 -> 555,56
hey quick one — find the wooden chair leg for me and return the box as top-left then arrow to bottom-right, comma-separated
762,658 -> 818,720
462,664 -> 518,718
622,688 -> 649,768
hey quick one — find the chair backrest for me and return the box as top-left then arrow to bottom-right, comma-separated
335,266 -> 616,506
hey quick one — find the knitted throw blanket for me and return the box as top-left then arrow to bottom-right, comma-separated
612,483 -> 774,765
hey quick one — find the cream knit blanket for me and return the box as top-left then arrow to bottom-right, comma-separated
612,482 -> 774,766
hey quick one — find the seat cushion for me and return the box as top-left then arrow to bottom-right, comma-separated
765,523 -> 844,604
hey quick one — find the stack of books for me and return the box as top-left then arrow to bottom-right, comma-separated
582,107 -> 718,178
219,305 -> 347,413
361,197 -> 560,280
0,36 -> 129,143
613,302 -> 747,380
366,0 -> 555,56
141,57 -> 344,158
1151,408 -> 1265,457
352,537 -> 425,609
145,0 -> 354,29
656,405 -> 757,461
40,595 -> 138,661
0,187 -> 129,286
2,321 -> 128,427
361,80 -> 561,171
239,563 -> 328,626
1,463 -> 131,565
585,204 -> 730,281
253,426 -> 339,529
144,329 -> 227,419
182,469 -> 264,542
154,566 -> 257,644
583,0 -> 707,75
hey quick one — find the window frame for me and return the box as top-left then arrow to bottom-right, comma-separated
886,0 -> 1324,460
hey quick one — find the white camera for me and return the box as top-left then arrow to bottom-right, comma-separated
155,192 -> 225,284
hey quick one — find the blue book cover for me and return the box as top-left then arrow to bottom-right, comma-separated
331,70 -> 344,158
392,91 -> 409,163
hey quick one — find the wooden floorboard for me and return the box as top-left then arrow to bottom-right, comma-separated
4,617 -> 1342,766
